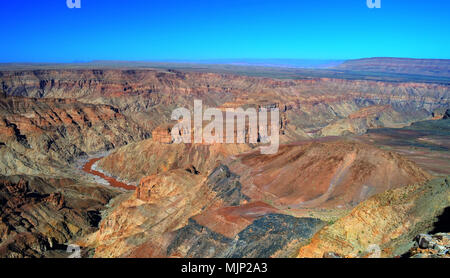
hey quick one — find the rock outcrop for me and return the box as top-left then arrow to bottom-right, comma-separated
297,177 -> 450,258
0,97 -> 149,176
0,175 -> 120,258
151,124 -> 173,144
432,108 -> 450,120
167,214 -> 325,258
95,139 -> 251,184
87,169 -> 214,258
227,140 -> 431,208
406,233 -> 450,258
320,105 -> 426,136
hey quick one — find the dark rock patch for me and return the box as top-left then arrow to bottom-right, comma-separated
207,165 -> 250,206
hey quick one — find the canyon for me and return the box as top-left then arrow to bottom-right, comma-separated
0,65 -> 448,258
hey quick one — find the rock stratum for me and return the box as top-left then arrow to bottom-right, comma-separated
1,69 -> 448,138
0,97 -> 148,177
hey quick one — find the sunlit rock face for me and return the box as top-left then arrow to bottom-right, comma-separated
298,178 -> 450,258
227,140 -> 431,209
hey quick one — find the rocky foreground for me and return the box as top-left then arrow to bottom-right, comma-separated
407,233 -> 450,258
298,177 -> 449,258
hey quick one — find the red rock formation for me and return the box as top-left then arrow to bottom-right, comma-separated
192,201 -> 279,238
86,139 -> 433,258
151,124 -> 173,144
43,193 -> 65,210
95,139 -> 251,184
228,140 -> 431,209
348,105 -> 392,119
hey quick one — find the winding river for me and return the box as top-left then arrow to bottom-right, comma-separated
82,157 -> 137,191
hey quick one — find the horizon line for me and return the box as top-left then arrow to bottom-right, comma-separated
1,56 -> 450,64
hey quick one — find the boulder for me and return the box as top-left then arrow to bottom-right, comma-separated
323,252 -> 342,258
416,234 -> 435,249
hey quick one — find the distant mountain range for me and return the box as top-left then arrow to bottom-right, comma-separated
1,57 -> 449,83
334,57 -> 450,78
166,59 -> 345,69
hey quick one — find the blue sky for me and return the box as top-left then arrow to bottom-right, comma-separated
1,0 -> 449,62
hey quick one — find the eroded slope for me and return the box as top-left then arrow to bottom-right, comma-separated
298,177 -> 450,258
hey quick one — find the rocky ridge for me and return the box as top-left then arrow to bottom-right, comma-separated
297,177 -> 450,258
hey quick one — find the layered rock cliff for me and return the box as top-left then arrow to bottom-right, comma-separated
1,69 -> 448,138
0,97 -> 149,176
